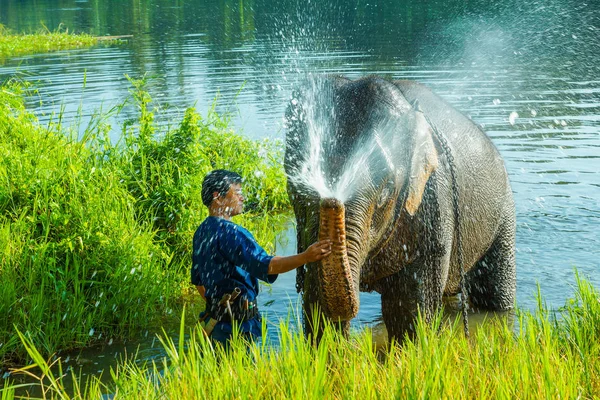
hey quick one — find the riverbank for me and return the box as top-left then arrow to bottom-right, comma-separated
0,24 -> 107,61
3,274 -> 599,399
0,77 -> 290,367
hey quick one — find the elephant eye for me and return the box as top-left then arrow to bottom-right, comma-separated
377,185 -> 391,208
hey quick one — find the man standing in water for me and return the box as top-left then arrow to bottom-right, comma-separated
192,169 -> 331,349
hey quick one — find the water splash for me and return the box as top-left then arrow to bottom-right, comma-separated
331,121 -> 400,202
288,77 -> 409,203
287,76 -> 336,198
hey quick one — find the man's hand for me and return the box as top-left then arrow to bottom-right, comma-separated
303,239 -> 332,263
268,239 -> 332,275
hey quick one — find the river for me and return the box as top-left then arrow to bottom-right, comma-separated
1,0 -> 599,390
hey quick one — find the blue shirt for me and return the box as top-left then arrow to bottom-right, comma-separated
191,216 -> 277,335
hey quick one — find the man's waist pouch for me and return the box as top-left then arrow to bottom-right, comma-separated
206,296 -> 259,323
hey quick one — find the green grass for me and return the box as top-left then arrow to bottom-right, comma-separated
3,273 -> 599,399
0,77 -> 290,366
0,24 -> 102,61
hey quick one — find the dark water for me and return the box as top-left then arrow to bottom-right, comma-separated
1,0 -> 599,388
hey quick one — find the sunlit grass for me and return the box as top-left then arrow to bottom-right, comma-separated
3,274 -> 599,399
0,77 -> 290,366
0,24 -> 102,61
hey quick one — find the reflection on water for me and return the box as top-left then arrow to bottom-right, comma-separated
1,0 -> 599,392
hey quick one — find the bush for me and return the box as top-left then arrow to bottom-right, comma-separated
0,78 -> 290,365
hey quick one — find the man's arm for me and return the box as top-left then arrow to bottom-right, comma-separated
268,239 -> 331,275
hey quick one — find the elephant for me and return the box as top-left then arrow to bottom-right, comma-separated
284,76 -> 516,343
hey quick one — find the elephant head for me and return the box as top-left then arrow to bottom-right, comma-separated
285,76 -> 440,321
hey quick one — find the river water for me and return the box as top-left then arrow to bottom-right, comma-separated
1,0 -> 599,389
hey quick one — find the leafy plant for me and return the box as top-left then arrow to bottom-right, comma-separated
0,77 -> 290,366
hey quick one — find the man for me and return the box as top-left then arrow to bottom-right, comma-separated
192,169 -> 331,349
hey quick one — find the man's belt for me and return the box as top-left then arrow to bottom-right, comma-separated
204,288 -> 259,326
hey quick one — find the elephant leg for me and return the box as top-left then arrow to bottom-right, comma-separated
292,196 -> 322,339
302,264 -> 323,342
380,256 -> 445,345
303,305 -> 350,343
467,206 -> 516,311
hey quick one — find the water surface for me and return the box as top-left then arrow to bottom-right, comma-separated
1,0 -> 599,386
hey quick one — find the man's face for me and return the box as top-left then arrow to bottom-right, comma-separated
217,183 -> 244,217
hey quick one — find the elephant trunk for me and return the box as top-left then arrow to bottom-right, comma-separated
318,198 -> 359,321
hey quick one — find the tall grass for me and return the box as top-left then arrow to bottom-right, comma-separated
0,24 -> 101,61
0,77 -> 290,366
3,274 -> 599,399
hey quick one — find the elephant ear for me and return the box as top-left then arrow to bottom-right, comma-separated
405,108 -> 439,216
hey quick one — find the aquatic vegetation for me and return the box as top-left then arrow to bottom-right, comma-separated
0,78 -> 290,366
3,274 -> 599,399
0,24 -> 102,61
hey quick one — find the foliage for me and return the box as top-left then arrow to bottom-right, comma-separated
119,77 -> 289,265
0,24 -> 100,62
3,274 -> 599,399
0,77 -> 290,366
